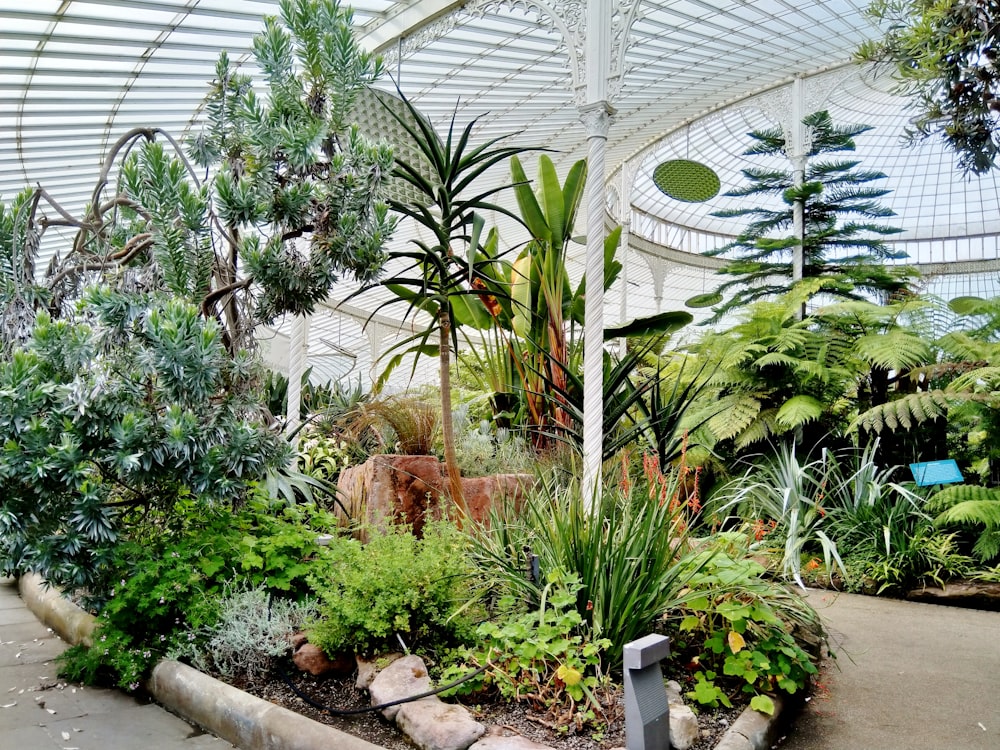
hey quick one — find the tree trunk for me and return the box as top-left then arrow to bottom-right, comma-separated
439,312 -> 468,525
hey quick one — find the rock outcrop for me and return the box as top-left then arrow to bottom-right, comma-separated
338,454 -> 533,534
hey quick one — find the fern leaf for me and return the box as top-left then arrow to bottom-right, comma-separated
927,484 -> 1000,513
850,390 -> 953,433
973,529 -> 1000,562
854,329 -> 931,372
706,394 -> 761,441
937,331 -> 995,362
734,410 -> 778,449
949,366 -> 1000,393
753,352 -> 801,369
775,395 -> 824,429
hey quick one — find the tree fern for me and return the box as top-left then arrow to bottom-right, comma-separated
928,484 -> 1000,561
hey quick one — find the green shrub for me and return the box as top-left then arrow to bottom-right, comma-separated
307,520 -> 476,656
440,570 -> 612,730
58,498 -> 332,690
0,292 -> 290,593
667,535 -> 822,714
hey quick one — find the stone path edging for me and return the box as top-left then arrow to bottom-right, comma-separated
17,573 -> 385,750
714,694 -> 793,750
19,572 -> 791,750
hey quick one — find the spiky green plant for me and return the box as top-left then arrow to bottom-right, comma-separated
368,90 -> 530,520
468,470 -> 704,665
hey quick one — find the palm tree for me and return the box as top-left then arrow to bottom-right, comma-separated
372,91 -> 529,519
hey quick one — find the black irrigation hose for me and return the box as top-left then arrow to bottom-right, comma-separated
278,660 -> 489,716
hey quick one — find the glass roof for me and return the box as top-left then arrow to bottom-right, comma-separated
2,0 -> 998,386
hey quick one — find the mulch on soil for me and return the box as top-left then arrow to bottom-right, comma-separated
226,662 -> 745,750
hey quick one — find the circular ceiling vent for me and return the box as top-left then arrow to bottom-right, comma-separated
652,159 -> 721,203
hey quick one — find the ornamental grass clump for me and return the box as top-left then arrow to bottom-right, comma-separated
468,461 -> 706,667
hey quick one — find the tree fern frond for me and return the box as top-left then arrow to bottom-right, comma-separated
753,352 -> 802,369
927,484 -> 1000,513
850,389 -> 953,433
706,394 -> 761,441
734,410 -> 778,449
854,329 -> 932,371
935,500 -> 1000,529
937,331 -> 995,362
775,395 -> 824,429
973,529 -> 1000,562
948,366 -> 1000,392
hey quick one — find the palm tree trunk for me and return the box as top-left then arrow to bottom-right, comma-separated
439,311 -> 468,525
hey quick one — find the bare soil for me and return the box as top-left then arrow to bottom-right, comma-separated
225,662 -> 744,750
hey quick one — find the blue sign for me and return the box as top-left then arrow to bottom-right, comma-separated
909,459 -> 964,487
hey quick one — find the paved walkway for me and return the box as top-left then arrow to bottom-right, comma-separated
0,577 -> 231,750
780,589 -> 1000,750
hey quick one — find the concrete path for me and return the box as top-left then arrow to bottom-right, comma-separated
779,589 -> 1000,750
0,577 -> 232,750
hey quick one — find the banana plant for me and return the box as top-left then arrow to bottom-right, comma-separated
495,154 -> 623,446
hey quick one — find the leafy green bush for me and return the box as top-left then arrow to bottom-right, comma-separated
667,535 -> 822,715
307,520 -> 476,656
0,291 -> 290,592
59,499 -> 333,690
440,570 -> 612,730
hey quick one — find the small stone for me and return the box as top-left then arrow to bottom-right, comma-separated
291,643 -> 353,677
663,679 -> 699,750
471,734 -> 555,750
668,702 -> 700,750
369,654 -> 433,721
396,697 -> 486,750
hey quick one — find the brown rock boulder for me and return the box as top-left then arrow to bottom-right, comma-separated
338,454 -> 445,534
338,455 -> 534,535
291,641 -> 354,677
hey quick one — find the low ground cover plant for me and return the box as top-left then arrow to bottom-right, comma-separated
59,497 -> 334,690
666,534 -> 823,715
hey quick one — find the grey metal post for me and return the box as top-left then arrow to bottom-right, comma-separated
623,634 -> 671,750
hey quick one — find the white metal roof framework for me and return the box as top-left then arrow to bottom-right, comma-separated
3,1 -> 1000,485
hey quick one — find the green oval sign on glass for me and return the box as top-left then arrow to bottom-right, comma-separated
653,159 -> 721,203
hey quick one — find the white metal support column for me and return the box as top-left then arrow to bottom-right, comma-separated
285,312 -> 310,444
580,0 -> 614,505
